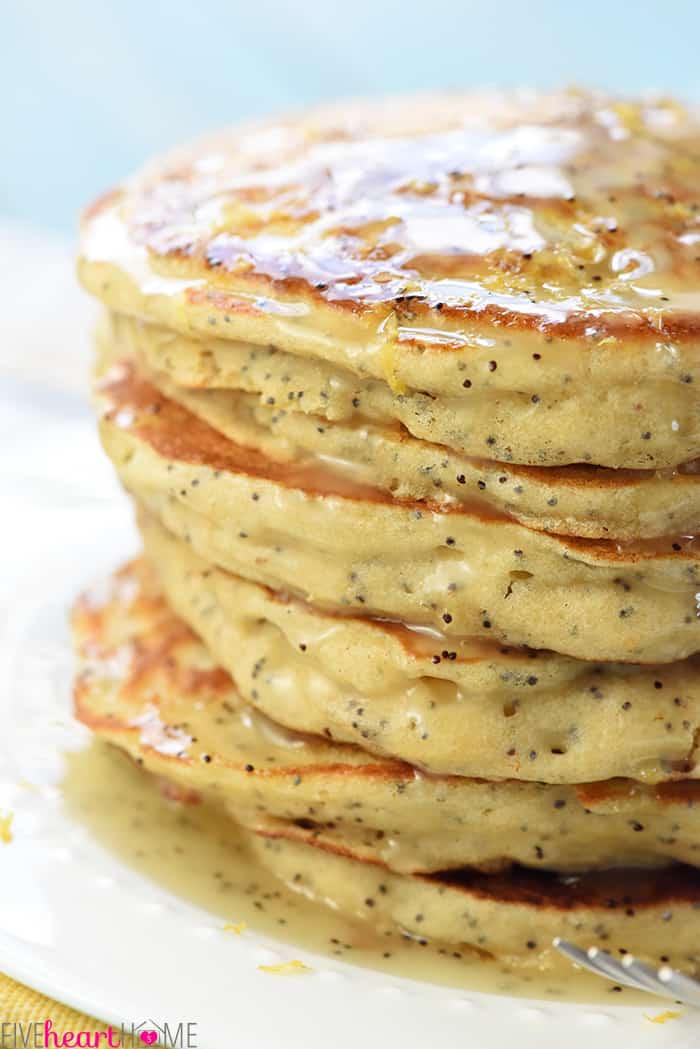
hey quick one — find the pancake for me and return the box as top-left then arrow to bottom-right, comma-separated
71,557 -> 700,874
104,310 -> 700,541
79,90 -> 700,469
251,831 -> 700,976
139,514 -> 700,785
96,358 -> 700,663
75,89 -> 700,984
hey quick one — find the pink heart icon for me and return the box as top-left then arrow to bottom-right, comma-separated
140,1033 -> 158,1046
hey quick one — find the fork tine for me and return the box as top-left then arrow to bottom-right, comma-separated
586,946 -> 655,994
658,967 -> 700,1008
554,939 -> 700,1008
621,955 -> 671,997
552,939 -> 648,993
551,938 -> 588,967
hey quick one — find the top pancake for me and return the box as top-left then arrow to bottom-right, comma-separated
79,90 -> 700,467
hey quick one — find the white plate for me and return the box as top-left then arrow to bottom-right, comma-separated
0,427 -> 698,1049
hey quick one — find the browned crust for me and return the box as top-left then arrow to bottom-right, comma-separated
73,560 -> 700,803
73,686 -> 415,783
255,823 -> 386,867
577,779 -> 700,807
83,91 -> 700,343
431,861 -> 700,908
254,823 -> 700,910
97,359 -> 503,520
98,359 -> 700,563
72,564 -> 416,783
182,274 -> 700,343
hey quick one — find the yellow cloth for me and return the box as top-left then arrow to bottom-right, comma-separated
0,971 -> 105,1029
0,974 -> 165,1046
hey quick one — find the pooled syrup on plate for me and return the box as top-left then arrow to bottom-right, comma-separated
62,741 -> 653,1006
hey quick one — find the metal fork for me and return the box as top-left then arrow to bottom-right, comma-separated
553,938 -> 700,1008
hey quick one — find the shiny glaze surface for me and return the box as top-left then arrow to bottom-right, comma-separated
62,741 -> 652,1004
82,90 -> 700,340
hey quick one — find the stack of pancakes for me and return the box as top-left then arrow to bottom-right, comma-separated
75,89 -> 700,974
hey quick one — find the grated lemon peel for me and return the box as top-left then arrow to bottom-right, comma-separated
257,959 -> 312,975
0,811 -> 14,844
380,341 -> 407,395
223,921 -> 247,935
644,1010 -> 682,1024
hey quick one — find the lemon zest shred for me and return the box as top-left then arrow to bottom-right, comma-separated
0,811 -> 14,844
644,1010 -> 682,1024
257,959 -> 312,975
380,341 -> 407,395
223,921 -> 247,935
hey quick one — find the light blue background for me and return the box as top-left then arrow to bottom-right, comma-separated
5,0 -> 700,233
